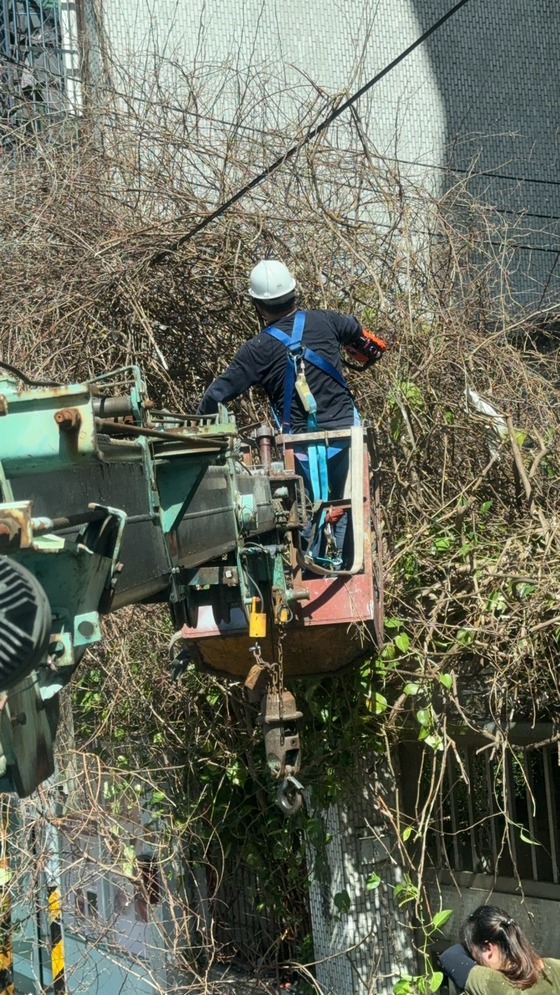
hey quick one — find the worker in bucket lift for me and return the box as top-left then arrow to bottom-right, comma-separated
196,259 -> 386,568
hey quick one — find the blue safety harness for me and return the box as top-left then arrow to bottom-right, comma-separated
264,311 -> 352,432
263,311 -> 358,567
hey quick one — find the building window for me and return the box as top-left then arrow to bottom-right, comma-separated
0,0 -> 81,133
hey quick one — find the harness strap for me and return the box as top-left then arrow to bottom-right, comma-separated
308,443 -> 329,503
264,311 -> 352,432
299,345 -> 348,392
263,312 -> 354,569
264,311 -> 304,431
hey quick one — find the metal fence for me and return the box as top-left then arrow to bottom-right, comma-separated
401,738 -> 560,885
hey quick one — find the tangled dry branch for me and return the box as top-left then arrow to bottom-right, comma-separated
2,50 -> 560,992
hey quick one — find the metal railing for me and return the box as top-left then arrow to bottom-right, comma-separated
402,739 -> 560,885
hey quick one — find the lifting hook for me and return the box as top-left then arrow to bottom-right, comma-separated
277,775 -> 304,817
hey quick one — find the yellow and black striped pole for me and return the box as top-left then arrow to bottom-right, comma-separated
47,881 -> 65,995
0,800 -> 13,995
42,804 -> 67,995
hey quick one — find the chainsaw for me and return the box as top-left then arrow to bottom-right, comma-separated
343,327 -> 387,371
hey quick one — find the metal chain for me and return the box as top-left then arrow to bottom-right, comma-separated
249,641 -> 280,693
277,624 -> 287,718
271,658 -> 280,694
277,627 -> 285,691
248,621 -> 287,698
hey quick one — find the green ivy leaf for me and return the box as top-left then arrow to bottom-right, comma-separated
381,643 -> 397,661
403,682 -> 420,696
395,633 -> 410,653
432,536 -> 452,553
0,867 -> 12,887
122,843 -> 136,878
393,877 -> 418,903
366,692 -> 388,714
424,734 -> 444,751
430,972 -> 444,992
385,617 -> 403,630
366,872 -> 381,890
394,980 -> 413,995
432,909 -> 454,930
515,583 -> 535,599
519,827 -> 541,847
439,673 -> 453,690
333,889 -> 351,914
399,382 -> 425,409
487,590 -> 507,614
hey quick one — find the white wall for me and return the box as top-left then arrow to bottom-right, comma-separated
96,0 -> 445,159
87,0 -> 560,310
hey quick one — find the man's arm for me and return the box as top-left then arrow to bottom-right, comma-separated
196,342 -> 259,415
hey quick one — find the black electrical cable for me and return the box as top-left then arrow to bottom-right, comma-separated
147,0 -> 473,266
395,155 -> 560,189
31,73 -> 560,194
8,2 -> 558,239
493,208 -> 560,223
6,14 -> 560,197
0,360 -> 61,387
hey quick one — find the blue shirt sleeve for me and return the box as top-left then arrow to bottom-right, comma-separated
327,310 -> 363,344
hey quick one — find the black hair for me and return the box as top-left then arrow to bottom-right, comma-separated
460,906 -> 543,989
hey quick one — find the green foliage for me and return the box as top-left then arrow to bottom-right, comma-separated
392,877 -> 453,995
333,889 -> 351,915
74,608 -> 393,971
8,58 -> 560,993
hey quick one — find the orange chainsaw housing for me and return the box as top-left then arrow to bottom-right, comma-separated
345,328 -> 387,368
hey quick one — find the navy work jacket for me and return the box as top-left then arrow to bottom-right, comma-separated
196,308 -> 362,432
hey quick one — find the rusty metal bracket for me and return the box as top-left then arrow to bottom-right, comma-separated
0,502 -> 34,550
258,690 -> 303,780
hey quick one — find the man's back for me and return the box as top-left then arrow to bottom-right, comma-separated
198,308 -> 360,431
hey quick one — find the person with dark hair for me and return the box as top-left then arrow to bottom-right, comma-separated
440,905 -> 560,994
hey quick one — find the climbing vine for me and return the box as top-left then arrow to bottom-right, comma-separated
2,50 -> 560,993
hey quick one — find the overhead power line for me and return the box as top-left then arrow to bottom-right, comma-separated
147,0 -> 473,265
5,10 -> 560,202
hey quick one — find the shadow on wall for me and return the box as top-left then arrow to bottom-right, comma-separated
412,0 -> 560,312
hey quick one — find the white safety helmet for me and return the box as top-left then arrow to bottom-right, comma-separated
248,260 -> 296,304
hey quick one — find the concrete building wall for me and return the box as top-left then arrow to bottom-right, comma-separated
432,878 -> 560,961
91,0 -> 444,157
306,759 -> 417,995
86,0 -> 560,309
